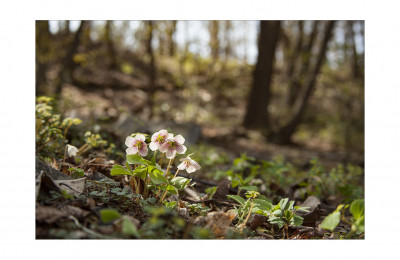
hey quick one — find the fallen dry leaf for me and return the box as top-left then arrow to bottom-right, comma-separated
194,209 -> 236,237
52,177 -> 86,196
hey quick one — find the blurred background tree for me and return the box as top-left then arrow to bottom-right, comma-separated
35,20 -> 364,166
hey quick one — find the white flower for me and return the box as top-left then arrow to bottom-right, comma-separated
67,145 -> 79,157
125,134 -> 148,157
159,134 -> 187,159
177,154 -> 201,173
149,129 -> 173,151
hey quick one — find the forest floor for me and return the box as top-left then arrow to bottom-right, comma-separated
35,84 -> 364,239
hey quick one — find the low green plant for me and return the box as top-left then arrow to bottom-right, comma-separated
186,202 -> 210,216
266,198 -> 310,238
140,206 -> 186,239
228,192 -> 309,238
36,96 -> 82,158
228,191 -> 271,231
320,199 -> 364,238
205,186 -> 217,199
68,167 -> 85,178
301,158 -> 364,202
109,130 -> 201,204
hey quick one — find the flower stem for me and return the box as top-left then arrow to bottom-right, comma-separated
143,167 -> 149,198
159,157 -> 176,202
160,187 -> 169,203
164,158 -> 174,176
130,176 -> 140,203
241,199 -> 255,231
173,169 -> 180,179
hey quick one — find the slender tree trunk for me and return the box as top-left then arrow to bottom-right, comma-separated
270,21 -> 335,144
287,21 -> 319,107
243,21 -> 281,130
242,21 -> 249,64
223,21 -> 232,62
105,21 -> 118,70
346,21 -> 360,79
55,20 -> 88,97
209,21 -> 220,62
286,21 -> 304,106
167,21 -> 177,57
145,21 -> 156,119
36,21 -> 51,96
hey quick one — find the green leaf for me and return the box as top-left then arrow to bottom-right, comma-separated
125,161 -> 133,174
288,200 -> 295,210
241,185 -> 258,191
170,177 -> 191,190
149,171 -> 168,185
294,206 -> 310,213
292,215 -> 304,226
243,175 -> 255,184
148,164 -> 164,175
352,215 -> 365,233
110,165 -> 132,176
132,166 -> 147,179
163,201 -> 178,209
320,211 -> 341,231
284,210 -> 293,221
126,154 -> 149,165
122,217 -> 139,237
253,199 -> 273,212
279,198 -> 289,211
272,209 -> 282,216
269,217 -> 285,228
166,184 -> 178,195
151,151 -> 157,163
350,199 -> 364,221
231,179 -> 239,188
226,195 -> 246,205
99,208 -> 121,223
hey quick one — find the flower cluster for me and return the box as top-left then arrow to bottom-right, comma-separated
125,129 -> 200,173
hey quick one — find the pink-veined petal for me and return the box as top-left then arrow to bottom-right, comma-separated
166,148 -> 176,159
174,135 -> 185,144
189,159 -> 201,170
149,141 -> 159,151
135,134 -> 146,142
125,136 -> 135,147
159,129 -> 168,136
175,144 -> 187,154
138,144 -> 148,157
151,132 -> 159,142
159,142 -> 170,153
177,162 -> 186,170
175,144 -> 185,154
167,133 -> 174,139
186,164 -> 197,173
126,146 -> 138,155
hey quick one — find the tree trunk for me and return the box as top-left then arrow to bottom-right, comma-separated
167,21 -> 177,57
243,21 -> 281,130
286,21 -> 304,106
105,21 -> 118,70
55,20 -> 88,97
223,21 -> 233,62
209,21 -> 220,61
36,21 -> 51,96
270,21 -> 335,144
346,21 -> 360,79
287,21 -> 319,107
145,21 -> 156,119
